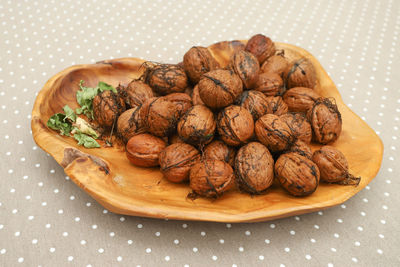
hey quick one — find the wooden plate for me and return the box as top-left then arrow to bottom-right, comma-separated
31,41 -> 383,223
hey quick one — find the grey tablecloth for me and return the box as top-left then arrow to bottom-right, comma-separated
1,0 -> 399,266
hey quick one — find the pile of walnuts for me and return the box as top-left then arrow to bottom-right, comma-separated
93,33 -> 360,199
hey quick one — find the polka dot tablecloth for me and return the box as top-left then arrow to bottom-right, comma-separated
0,0 -> 399,266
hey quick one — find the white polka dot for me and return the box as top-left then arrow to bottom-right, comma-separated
145,248 -> 151,253
18,257 -> 24,263
98,248 -> 104,254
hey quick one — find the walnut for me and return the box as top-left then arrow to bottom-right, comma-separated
245,34 -> 276,64
254,72 -> 283,96
140,97 -> 179,137
280,112 -> 312,143
265,96 -> 288,116
307,98 -> 342,144
286,140 -> 313,159
275,152 -> 320,196
126,133 -> 166,167
177,105 -> 216,146
260,50 -> 289,76
189,160 -> 235,198
93,90 -> 126,127
168,133 -> 184,144
235,142 -> 274,194
284,58 -> 317,89
183,46 -> 219,84
229,50 -> 260,89
198,69 -> 243,109
217,105 -> 254,146
118,80 -> 153,108
236,90 -> 270,121
159,143 -> 200,183
191,84 -> 205,106
255,114 -> 295,153
163,93 -> 193,118
117,107 -> 145,143
203,140 -> 236,166
282,87 -> 321,113
144,63 -> 188,95
312,146 -> 360,185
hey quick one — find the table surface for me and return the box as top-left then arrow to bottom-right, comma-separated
1,0 -> 399,266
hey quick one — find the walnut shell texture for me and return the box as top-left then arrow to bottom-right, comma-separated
203,140 -> 236,166
261,52 -> 289,76
254,72 -> 283,96
119,80 -> 154,108
287,140 -> 313,159
245,34 -> 276,64
265,96 -> 288,116
191,84 -> 205,106
217,105 -> 254,146
283,87 -> 321,113
140,97 -> 179,137
236,90 -> 270,121
145,64 -> 188,95
189,160 -> 235,198
126,133 -> 166,167
177,105 -> 216,146
117,107 -> 145,143
235,142 -> 274,194
275,152 -> 320,197
284,58 -> 317,89
280,112 -> 312,143
163,93 -> 193,118
307,98 -> 342,144
159,143 -> 200,183
255,114 -> 295,152
183,46 -> 219,84
230,50 -> 260,89
93,90 -> 126,127
198,69 -> 243,109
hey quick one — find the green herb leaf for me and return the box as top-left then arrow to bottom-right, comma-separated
75,80 -> 116,119
73,132 -> 100,148
47,113 -> 72,136
63,105 -> 77,122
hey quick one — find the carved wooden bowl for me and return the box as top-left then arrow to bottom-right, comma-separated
31,41 -> 383,222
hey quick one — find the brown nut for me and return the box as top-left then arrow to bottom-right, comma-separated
217,105 -> 254,146
203,140 -> 236,166
286,139 -> 313,159
265,96 -> 288,116
283,87 -> 321,113
245,34 -> 276,64
177,105 -> 216,146
284,58 -> 317,89
117,107 -> 145,143
236,90 -> 270,121
198,69 -> 243,109
191,84 -> 205,106
126,133 -> 166,167
144,63 -> 188,95
275,152 -> 320,197
307,98 -> 342,144
163,93 -> 193,118
312,146 -> 360,185
140,97 -> 179,137
189,160 -> 235,198
183,46 -> 220,84
159,143 -> 200,183
118,80 -> 154,108
280,112 -> 312,143
235,142 -> 274,194
254,72 -> 283,96
93,90 -> 126,127
255,114 -> 295,153
261,50 -> 289,76
168,133 -> 184,144
229,50 -> 260,89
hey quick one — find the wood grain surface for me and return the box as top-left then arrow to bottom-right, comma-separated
31,41 -> 383,222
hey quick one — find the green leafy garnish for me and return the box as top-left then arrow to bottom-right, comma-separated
63,105 -> 77,122
72,117 -> 99,139
47,113 -> 73,136
73,131 -> 100,148
75,80 -> 117,119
